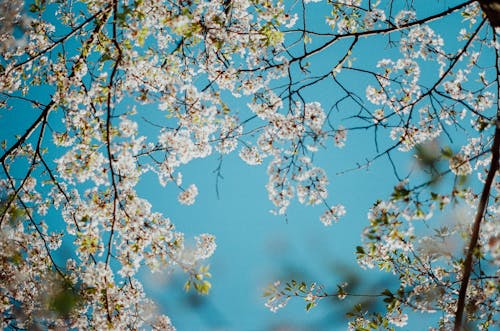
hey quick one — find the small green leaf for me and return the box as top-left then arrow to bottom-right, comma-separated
441,146 -> 453,158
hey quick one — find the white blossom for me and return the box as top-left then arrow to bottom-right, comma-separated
178,184 -> 199,205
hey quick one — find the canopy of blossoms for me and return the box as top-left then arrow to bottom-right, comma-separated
0,0 -> 499,330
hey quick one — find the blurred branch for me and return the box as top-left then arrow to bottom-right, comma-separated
478,0 -> 500,27
453,72 -> 500,330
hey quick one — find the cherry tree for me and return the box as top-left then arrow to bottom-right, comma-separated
0,0 -> 498,330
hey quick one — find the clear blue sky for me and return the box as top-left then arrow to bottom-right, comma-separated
133,2 -> 480,330
138,135 -> 404,331
3,1 -> 489,330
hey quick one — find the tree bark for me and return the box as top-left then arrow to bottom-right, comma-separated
478,0 -> 500,27
453,3 -> 500,329
453,120 -> 500,330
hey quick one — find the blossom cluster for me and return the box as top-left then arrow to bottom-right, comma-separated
1,0 -> 499,330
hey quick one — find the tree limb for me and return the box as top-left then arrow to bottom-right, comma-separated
478,0 -> 500,27
453,114 -> 500,330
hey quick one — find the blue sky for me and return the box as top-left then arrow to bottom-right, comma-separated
2,0 -> 494,330
132,51 -> 415,328
132,2 -> 486,330
138,142 -> 403,330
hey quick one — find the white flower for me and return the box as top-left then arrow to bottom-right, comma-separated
119,117 -> 138,137
395,10 -> 416,26
388,311 -> 408,327
239,146 -> 263,165
304,101 -> 326,133
366,85 -> 387,105
320,205 -> 346,226
178,184 -> 198,205
373,109 -> 385,123
449,154 -> 472,176
195,234 -> 216,259
334,126 -> 347,148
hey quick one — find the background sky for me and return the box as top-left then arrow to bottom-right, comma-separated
138,132 -> 404,331
132,2 -> 481,330
2,0 -> 490,330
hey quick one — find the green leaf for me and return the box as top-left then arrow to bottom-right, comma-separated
298,282 -> 306,292
49,284 -> 81,317
391,186 -> 410,201
441,146 -> 453,159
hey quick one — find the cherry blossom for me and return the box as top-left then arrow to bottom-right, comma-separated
1,0 -> 500,330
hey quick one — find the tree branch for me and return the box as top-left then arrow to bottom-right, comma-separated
454,29 -> 500,330
453,104 -> 500,329
478,0 -> 500,27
